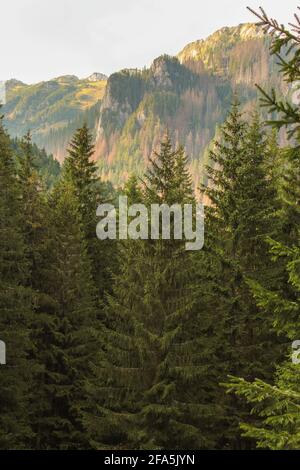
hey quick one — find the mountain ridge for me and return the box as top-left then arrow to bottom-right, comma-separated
2,22 -> 285,184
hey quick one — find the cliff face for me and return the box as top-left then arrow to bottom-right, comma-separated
2,23 -> 284,184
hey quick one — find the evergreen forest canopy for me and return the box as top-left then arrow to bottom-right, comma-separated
0,5 -> 299,450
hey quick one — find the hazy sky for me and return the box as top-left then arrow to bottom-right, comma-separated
1,0 -> 300,83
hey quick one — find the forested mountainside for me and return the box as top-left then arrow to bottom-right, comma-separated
1,4 -> 300,451
3,74 -> 106,162
11,138 -> 60,188
2,23 -> 287,185
178,23 -> 268,84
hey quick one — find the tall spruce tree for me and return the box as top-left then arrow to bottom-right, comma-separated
83,136 -> 217,450
18,131 -> 49,284
36,179 -> 99,449
0,114 -> 33,448
17,131 -> 58,449
15,129 -> 103,449
64,124 -> 116,300
200,102 -> 281,448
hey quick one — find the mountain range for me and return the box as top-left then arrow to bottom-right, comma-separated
2,23 -> 288,186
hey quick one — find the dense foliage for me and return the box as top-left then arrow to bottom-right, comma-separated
0,5 -> 299,451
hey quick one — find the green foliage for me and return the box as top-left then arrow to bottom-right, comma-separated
64,123 -> 117,299
0,10 -> 299,450
226,243 -> 300,450
0,114 -> 33,448
83,136 -> 218,450
200,100 -> 282,448
12,136 -> 60,188
34,179 -> 99,449
227,6 -> 300,450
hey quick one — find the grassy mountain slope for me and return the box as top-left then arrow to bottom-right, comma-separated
3,75 -> 106,161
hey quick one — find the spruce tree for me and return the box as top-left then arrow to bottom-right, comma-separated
0,114 -> 33,448
83,136 -> 216,450
17,131 -> 58,449
16,130 -> 103,449
37,179 -> 99,449
64,124 -> 116,299
200,103 -> 281,448
227,241 -> 300,449
18,131 -> 48,282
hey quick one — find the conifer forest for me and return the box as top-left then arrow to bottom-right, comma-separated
0,3 -> 300,451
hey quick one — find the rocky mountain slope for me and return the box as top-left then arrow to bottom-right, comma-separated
95,23 -> 284,185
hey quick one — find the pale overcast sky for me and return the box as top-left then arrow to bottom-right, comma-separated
1,0 -> 300,83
